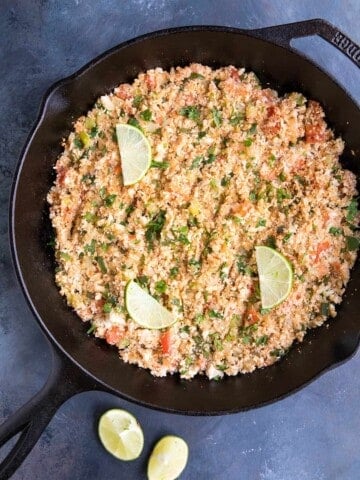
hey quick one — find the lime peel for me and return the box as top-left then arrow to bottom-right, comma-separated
116,123 -> 151,186
125,280 -> 176,329
98,409 -> 144,461
255,246 -> 293,309
147,435 -> 189,480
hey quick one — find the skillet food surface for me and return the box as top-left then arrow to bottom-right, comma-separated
47,63 -> 358,381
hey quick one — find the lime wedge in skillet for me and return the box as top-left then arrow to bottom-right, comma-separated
98,409 -> 144,461
125,280 -> 176,329
116,124 -> 151,186
147,435 -> 189,480
255,246 -> 293,309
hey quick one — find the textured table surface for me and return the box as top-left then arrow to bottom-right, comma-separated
1,1 -> 360,479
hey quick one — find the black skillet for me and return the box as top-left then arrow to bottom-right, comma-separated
2,19 -> 360,479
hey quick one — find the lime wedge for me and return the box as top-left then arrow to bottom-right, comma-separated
98,409 -> 144,461
116,124 -> 151,186
125,280 -> 176,329
255,246 -> 293,309
147,435 -> 189,480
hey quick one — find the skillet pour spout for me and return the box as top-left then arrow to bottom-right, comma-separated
2,18 -> 360,479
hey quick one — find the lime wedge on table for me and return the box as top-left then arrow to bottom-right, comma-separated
98,409 -> 144,461
255,246 -> 293,309
116,124 -> 151,186
125,280 -> 176,329
147,435 -> 189,480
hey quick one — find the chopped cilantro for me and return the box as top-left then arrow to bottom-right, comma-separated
104,194 -> 117,207
151,160 -> 169,169
276,188 -> 292,202
136,275 -> 149,289
265,236 -> 277,249
155,280 -> 167,294
127,117 -> 142,130
283,232 -> 292,243
60,251 -> 71,261
145,210 -> 166,249
221,172 -> 234,187
229,111 -> 245,126
329,226 -> 343,236
83,212 -> 97,223
169,266 -> 179,278
244,138 -> 253,147
188,72 -> 205,80
140,109 -> 152,121
81,173 -> 95,184
198,130 -> 207,139
212,108 -> 222,127
95,256 -> 107,274
278,171 -> 286,182
346,198 -> 358,223
345,236 -> 360,251
255,335 -> 269,346
256,218 -> 266,227
84,239 -> 96,255
179,105 -> 201,122
190,156 -> 203,169
132,95 -> 143,108
208,309 -> 223,319
248,123 -> 257,135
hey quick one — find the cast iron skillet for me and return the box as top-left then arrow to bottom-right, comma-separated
1,19 -> 360,479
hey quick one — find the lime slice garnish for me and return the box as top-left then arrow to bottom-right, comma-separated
147,435 -> 189,480
98,409 -> 144,461
255,246 -> 293,309
125,280 -> 176,329
116,124 -> 151,186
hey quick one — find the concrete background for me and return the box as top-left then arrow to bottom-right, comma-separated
0,1 -> 359,479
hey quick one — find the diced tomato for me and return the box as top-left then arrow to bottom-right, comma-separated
314,241 -> 330,263
305,123 -> 326,143
160,330 -> 171,355
115,84 -> 131,100
114,164 -> 121,176
105,326 -> 123,345
244,305 -> 260,325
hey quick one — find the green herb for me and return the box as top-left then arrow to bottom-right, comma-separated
190,156 -> 203,169
345,235 -> 360,251
60,251 -> 71,261
270,348 -> 287,358
198,131 -> 207,139
83,212 -> 97,223
180,325 -> 191,334
329,226 -> 343,236
136,275 -> 149,289
212,108 -> 222,127
99,186 -> 107,199
269,154 -> 276,167
188,72 -> 205,80
127,117 -> 142,130
236,255 -> 253,276
179,105 -> 201,122
221,172 -> 234,187
283,232 -> 292,243
87,323 -> 96,334
203,147 -> 216,165
140,109 -> 152,121
89,126 -> 98,138
188,257 -> 201,270
100,242 -> 111,252
155,280 -> 167,294
103,302 -> 113,313
265,235 -> 277,249
81,173 -> 95,184
216,363 -> 227,372
260,308 -> 271,315
151,160 -> 169,169
255,335 -> 269,346
194,313 -> 205,324
169,266 -> 179,278
95,256 -> 107,273
243,138 -> 252,147
278,171 -> 286,182
320,302 -> 330,316
111,127 -> 118,143
296,94 -> 306,106
132,94 -> 143,108
210,333 -> 223,351
187,215 -> 199,228
294,175 -> 307,186
172,297 -> 184,312
248,123 -> 257,135
84,239 -> 96,255
174,225 -> 191,245
256,218 -> 266,227
249,191 -> 257,203
239,324 -> 258,345
218,262 -> 228,281
125,204 -> 135,216
145,210 -> 166,249
229,111 -> 245,126
73,135 -> 84,149
346,198 -> 358,223
104,194 -> 117,207
276,188 -> 292,202
208,309 -> 223,319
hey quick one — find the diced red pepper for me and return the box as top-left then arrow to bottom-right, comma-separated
244,305 -> 260,325
160,330 -> 171,355
105,326 -> 123,345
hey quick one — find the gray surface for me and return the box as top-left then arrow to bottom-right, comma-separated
1,1 -> 359,479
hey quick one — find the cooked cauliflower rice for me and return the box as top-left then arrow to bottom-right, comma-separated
48,64 -> 359,380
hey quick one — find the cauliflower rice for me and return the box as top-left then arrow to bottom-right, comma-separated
48,64 -> 359,380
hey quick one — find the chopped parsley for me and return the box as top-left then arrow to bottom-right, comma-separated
151,160 -> 169,169
229,111 -> 244,126
265,235 -> 277,249
83,212 -> 97,223
81,173 -> 95,184
248,123 -> 257,135
136,275 -> 149,289
132,94 -> 143,108
84,239 -> 96,255
190,156 -> 202,169
221,172 -> 234,187
208,309 -> 223,319
345,235 -> 360,251
188,72 -> 205,80
154,280 -> 167,294
276,188 -> 292,202
169,266 -> 179,278
256,218 -> 266,227
243,138 -> 253,147
104,194 -> 117,207
127,117 -> 142,130
346,198 -> 358,223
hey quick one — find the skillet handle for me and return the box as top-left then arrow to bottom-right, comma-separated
0,346 -> 101,480
250,18 -> 360,69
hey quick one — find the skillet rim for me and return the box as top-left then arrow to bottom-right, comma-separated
9,24 -> 360,415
